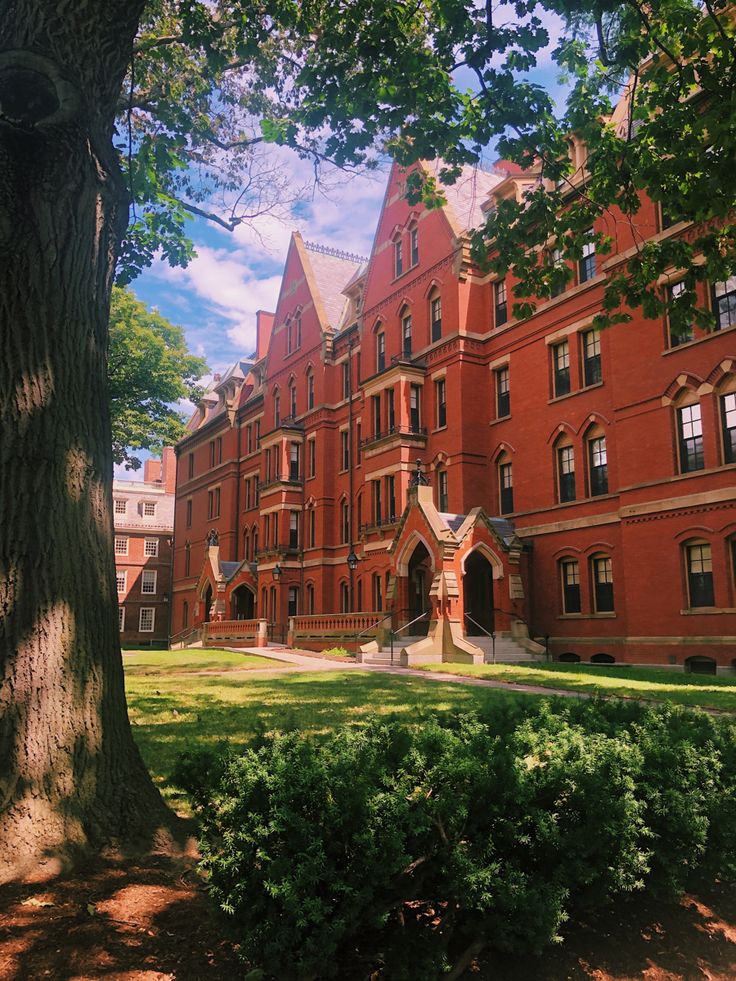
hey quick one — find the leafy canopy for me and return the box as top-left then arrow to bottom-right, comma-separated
108,287 -> 207,468
121,0 -> 736,329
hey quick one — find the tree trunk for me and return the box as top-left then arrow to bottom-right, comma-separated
0,1 -> 177,881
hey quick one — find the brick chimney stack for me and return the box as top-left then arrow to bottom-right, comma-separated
161,446 -> 176,493
143,457 -> 162,483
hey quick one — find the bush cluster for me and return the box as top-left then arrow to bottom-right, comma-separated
174,699 -> 736,980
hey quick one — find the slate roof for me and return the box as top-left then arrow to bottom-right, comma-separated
219,561 -> 242,581
304,243 -> 366,328
425,161 -> 502,232
439,512 -> 466,534
438,510 -> 517,545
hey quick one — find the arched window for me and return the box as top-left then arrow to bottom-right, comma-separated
252,524 -> 259,558
590,652 -> 615,664
243,528 -> 250,561
375,327 -> 386,372
559,558 -> 581,614
289,380 -> 297,419
437,468 -> 449,512
498,453 -> 514,514
558,651 -> 581,663
555,436 -> 576,503
676,396 -> 704,473
273,387 -> 281,426
718,376 -> 736,464
429,290 -> 442,342
184,540 -> 191,576
590,554 -> 614,612
340,499 -> 350,544
586,425 -> 608,496
400,306 -> 412,357
340,581 -> 350,613
684,540 -> 715,608
306,582 -> 315,615
306,368 -> 315,410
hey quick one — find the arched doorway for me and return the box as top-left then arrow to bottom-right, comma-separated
202,583 -> 213,623
232,584 -> 255,620
463,550 -> 495,634
407,541 -> 432,636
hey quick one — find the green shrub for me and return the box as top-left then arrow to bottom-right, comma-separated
320,646 -> 351,658
172,699 -> 736,980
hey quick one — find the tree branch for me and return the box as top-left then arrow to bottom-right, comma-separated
133,34 -> 183,54
179,200 -> 242,230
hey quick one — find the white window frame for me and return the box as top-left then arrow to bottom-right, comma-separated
139,607 -> 155,632
142,501 -> 157,517
118,606 -> 126,631
114,536 -> 129,555
141,569 -> 157,595
144,538 -> 159,557
114,498 -> 127,515
116,571 -> 127,594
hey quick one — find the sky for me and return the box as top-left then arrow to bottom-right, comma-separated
121,9 -> 569,478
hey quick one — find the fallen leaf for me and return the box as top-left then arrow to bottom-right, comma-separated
21,897 -> 54,908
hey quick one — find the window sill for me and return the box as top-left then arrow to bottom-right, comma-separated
557,612 -> 617,620
680,608 -> 736,615
390,260 -> 419,285
489,414 -> 511,426
433,425 -> 448,434
662,319 -> 736,355
548,380 -> 604,405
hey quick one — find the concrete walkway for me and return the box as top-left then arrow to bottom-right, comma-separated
221,644 -> 592,700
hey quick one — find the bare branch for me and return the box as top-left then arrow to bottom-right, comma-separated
179,200 -> 242,230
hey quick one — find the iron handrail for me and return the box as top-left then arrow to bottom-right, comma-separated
390,610 -> 430,664
464,613 -> 497,663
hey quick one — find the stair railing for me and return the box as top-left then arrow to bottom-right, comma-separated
464,612 -> 496,663
389,610 -> 430,665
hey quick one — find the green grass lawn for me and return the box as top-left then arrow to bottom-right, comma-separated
124,665 -> 520,810
122,648 -> 286,675
415,661 -> 736,711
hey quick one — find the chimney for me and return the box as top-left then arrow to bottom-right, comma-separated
161,446 -> 177,494
256,310 -> 275,360
143,458 -> 162,483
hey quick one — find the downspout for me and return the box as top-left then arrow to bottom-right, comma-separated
348,336 -> 355,612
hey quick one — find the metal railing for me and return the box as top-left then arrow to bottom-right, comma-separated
464,612 -> 497,663
359,425 -> 428,450
389,610 -> 430,663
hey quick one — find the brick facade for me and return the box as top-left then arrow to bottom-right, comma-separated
114,448 -> 175,647
171,160 -> 736,670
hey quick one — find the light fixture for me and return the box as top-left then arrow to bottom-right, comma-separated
272,563 -> 282,581
347,549 -> 359,572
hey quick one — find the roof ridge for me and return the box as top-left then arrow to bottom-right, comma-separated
304,240 -> 368,264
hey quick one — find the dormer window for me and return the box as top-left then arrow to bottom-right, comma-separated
395,240 -> 403,277
410,227 -> 419,266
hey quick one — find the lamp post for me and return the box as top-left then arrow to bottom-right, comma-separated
491,630 -> 496,665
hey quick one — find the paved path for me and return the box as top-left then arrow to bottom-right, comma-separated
217,645 -> 592,700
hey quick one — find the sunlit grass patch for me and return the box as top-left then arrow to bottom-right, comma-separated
122,648 -> 286,674
414,661 -> 736,711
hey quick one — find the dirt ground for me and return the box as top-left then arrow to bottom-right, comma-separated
0,858 -> 734,980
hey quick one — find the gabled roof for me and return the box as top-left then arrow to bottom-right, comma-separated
302,240 -> 366,329
424,160 -> 502,234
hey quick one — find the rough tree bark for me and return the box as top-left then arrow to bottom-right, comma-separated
0,1 -> 177,881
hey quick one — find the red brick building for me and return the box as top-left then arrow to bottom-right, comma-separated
114,449 -> 175,647
171,158 -> 736,672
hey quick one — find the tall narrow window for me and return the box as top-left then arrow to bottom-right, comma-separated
550,246 -> 565,297
340,430 -> 350,471
289,442 -> 300,481
561,559 -> 581,613
184,542 -> 191,576
372,573 -> 383,612
342,361 -> 350,400
274,391 -> 281,426
677,403 -> 704,473
402,311 -> 413,357
430,295 -> 442,342
372,479 -> 382,525
119,606 -> 126,631
186,498 -> 192,527
721,392 -> 736,464
557,444 -> 576,503
139,608 -> 155,633
309,508 -> 315,548
496,366 -> 510,417
116,571 -> 127,593
181,603 -> 187,630
372,394 -> 381,437
306,583 -> 315,614
188,453 -> 194,479
592,556 -> 614,612
288,586 -> 299,617
141,570 -> 157,595
499,458 -> 514,514
553,341 -> 571,397
289,383 -> 297,418
244,478 -> 252,511
410,227 -> 419,266
385,475 -> 396,521
376,332 -> 386,372
207,487 -> 221,518
410,385 -> 421,432
395,240 -> 403,277
307,370 -> 314,410
341,500 -> 350,543
384,388 -> 394,432
579,232 -> 596,283
287,319 -> 293,354
435,378 -> 447,428
589,435 -> 608,496
582,329 -> 601,386
289,511 -> 299,549
494,280 -> 508,327
438,469 -> 449,512
247,425 -> 253,454
713,277 -> 736,330
687,543 -> 715,607
308,437 -> 316,478
668,282 -> 694,346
